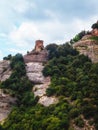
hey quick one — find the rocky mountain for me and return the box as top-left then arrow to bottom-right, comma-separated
24,40 -> 58,106
73,22 -> 98,63
0,61 -> 13,124
25,62 -> 58,107
0,40 -> 58,123
73,35 -> 98,63
0,23 -> 98,130
0,89 -> 16,124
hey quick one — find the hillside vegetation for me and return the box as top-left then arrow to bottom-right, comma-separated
0,42 -> 98,130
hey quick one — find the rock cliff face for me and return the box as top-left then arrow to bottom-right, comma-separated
0,89 -> 16,123
0,40 -> 57,123
24,40 -> 58,106
0,60 -> 13,123
26,62 -> 58,106
0,60 -> 12,82
73,35 -> 98,63
26,62 -> 45,84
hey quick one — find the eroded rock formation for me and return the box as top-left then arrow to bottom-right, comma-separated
26,62 -> 58,106
24,40 -> 58,106
73,35 -> 98,63
0,89 -> 16,123
26,62 -> 45,84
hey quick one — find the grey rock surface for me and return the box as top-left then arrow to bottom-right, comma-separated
73,35 -> 98,63
39,96 -> 58,107
30,64 -> 58,107
0,89 -> 16,123
0,60 -> 12,82
26,62 -> 45,83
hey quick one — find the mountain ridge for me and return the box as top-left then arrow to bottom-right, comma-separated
0,22 -> 98,130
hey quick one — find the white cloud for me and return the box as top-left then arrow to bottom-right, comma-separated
8,16 -> 98,49
8,20 -> 66,47
0,33 -> 7,38
9,22 -> 45,47
9,48 -> 26,55
0,0 -> 98,60
11,0 -> 36,14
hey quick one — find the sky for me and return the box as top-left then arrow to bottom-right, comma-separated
0,0 -> 98,60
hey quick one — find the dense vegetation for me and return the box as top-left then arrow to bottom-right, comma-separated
69,31 -> 87,44
0,42 -> 98,129
43,44 -> 98,129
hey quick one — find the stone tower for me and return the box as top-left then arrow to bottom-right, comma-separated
35,40 -> 44,52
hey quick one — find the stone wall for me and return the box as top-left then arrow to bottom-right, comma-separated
24,50 -> 48,63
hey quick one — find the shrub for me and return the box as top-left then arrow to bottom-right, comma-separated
74,117 -> 84,127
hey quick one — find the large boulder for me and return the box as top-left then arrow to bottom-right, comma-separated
26,62 -> 45,83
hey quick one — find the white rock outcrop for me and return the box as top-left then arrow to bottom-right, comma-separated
39,96 -> 58,107
26,62 -> 45,83
33,77 -> 58,107
26,62 -> 58,107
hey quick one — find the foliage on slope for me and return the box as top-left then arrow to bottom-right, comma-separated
0,42 -> 98,129
0,52 -> 71,130
43,44 -> 98,129
90,36 -> 98,42
69,31 -> 88,44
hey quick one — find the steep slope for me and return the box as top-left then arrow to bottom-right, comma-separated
0,61 -> 13,123
0,49 -> 57,123
25,62 -> 58,106
0,33 -> 98,129
0,60 -> 12,81
24,40 -> 58,106
73,35 -> 98,63
0,89 -> 16,123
